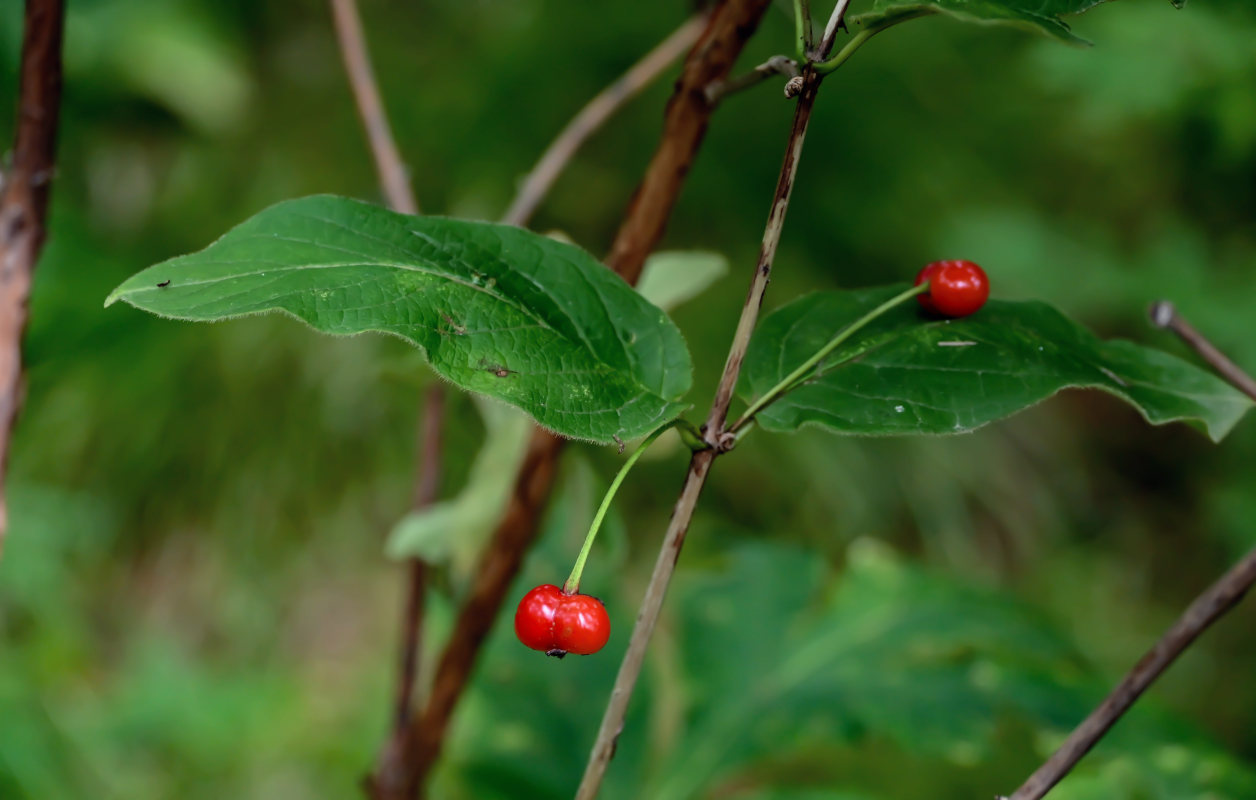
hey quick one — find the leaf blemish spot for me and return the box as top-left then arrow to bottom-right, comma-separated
480,360 -> 516,378
440,313 -> 468,336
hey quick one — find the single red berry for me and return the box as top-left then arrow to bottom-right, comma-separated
514,584 -> 611,657
514,584 -> 564,652
552,594 -> 612,655
914,260 -> 989,317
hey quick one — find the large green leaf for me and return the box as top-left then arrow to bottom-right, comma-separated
737,286 -> 1252,442
105,195 -> 692,443
854,0 -> 1181,44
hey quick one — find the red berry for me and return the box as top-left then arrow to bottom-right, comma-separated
514,584 -> 611,657
514,584 -> 564,652
914,260 -> 989,317
552,594 -> 612,655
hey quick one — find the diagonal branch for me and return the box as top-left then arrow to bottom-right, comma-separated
1149,301 -> 1256,402
503,13 -> 707,228
999,304 -> 1256,800
373,2 -> 775,797
1002,546 -> 1256,800
330,0 -> 419,215
0,0 -> 66,557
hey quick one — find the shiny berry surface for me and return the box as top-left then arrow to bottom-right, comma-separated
514,584 -> 563,652
914,260 -> 989,317
514,584 -> 611,657
552,594 -> 612,655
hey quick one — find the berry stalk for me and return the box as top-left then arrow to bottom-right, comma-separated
563,418 -> 696,594
729,281 -> 928,433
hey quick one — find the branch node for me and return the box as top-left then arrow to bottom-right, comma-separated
1148,300 -> 1174,329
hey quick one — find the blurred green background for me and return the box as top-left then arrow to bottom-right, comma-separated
2,0 -> 1255,797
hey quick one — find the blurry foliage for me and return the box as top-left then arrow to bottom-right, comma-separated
1,0 -> 1254,797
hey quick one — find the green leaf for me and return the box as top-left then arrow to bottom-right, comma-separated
635,251 -> 728,312
853,0 -> 1168,44
737,286 -> 1252,442
106,195 -> 692,443
385,397 -> 533,573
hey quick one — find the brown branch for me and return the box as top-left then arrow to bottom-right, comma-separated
1149,301 -> 1256,402
575,65 -> 825,799
999,305 -> 1256,799
1003,546 -> 1256,800
363,3 -> 774,797
327,3 -> 437,792
603,0 -> 773,286
703,55 -> 799,105
0,0 -> 65,557
503,13 -> 707,228
371,387 -> 445,795
396,387 -> 445,728
330,0 -> 419,215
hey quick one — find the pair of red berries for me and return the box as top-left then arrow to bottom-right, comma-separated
914,259 -> 989,317
514,584 -> 611,657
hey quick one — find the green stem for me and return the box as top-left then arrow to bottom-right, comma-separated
563,418 -> 694,594
814,9 -> 931,75
729,282 -> 927,433
794,0 -> 811,62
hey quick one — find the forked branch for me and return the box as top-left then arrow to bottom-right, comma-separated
575,64 -> 827,800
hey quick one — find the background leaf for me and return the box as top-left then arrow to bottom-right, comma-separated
106,195 -> 693,444
737,286 -> 1252,441
853,0 -> 1175,44
385,397 -> 533,575
635,251 -> 729,312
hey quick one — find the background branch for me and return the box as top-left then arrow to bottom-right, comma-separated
503,13 -> 707,228
703,55 -> 799,105
330,0 -> 419,215
575,65 -> 826,800
395,388 -> 444,728
1149,301 -> 1256,401
0,0 -> 66,557
379,2 -> 775,796
1001,309 -> 1256,800
325,3 -> 440,792
1003,546 -> 1256,800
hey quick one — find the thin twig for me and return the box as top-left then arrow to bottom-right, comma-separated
396,386 -> 444,727
370,387 -> 444,796
330,0 -> 419,215
704,55 -> 800,105
1003,546 -> 1256,800
818,0 -> 855,58
575,67 -> 826,800
0,0 -> 66,557
503,13 -> 707,228
328,2 -> 434,793
1000,304 -> 1256,799
1149,301 -> 1256,402
375,3 -> 774,797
